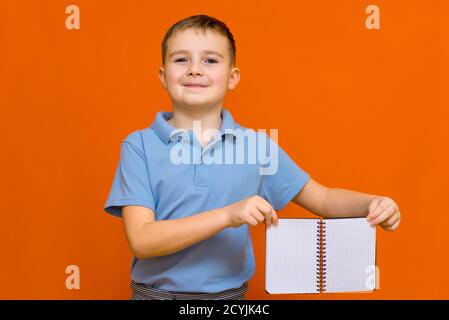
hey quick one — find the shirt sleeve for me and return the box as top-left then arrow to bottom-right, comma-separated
104,140 -> 156,217
258,133 -> 311,211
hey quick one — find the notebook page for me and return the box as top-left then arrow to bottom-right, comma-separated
324,218 -> 376,293
265,218 -> 320,294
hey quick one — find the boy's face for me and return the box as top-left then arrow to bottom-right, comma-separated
158,28 -> 240,110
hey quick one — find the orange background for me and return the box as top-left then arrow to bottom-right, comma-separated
1,0 -> 448,299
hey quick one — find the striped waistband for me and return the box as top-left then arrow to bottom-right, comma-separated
131,280 -> 248,300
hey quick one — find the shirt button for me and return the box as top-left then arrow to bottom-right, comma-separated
177,136 -> 182,142
183,135 -> 189,142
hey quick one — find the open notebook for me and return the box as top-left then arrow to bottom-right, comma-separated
265,217 -> 377,294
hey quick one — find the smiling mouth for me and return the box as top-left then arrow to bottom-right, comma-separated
184,83 -> 207,88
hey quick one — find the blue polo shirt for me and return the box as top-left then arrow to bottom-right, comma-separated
104,108 -> 310,293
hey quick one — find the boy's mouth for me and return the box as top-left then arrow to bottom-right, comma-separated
184,83 -> 208,88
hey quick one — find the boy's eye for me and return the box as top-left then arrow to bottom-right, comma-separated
174,58 -> 218,64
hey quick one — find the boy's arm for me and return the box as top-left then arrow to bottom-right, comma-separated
292,178 -> 401,231
121,195 -> 277,259
122,205 -> 230,259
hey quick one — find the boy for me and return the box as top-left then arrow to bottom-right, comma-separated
104,15 -> 401,300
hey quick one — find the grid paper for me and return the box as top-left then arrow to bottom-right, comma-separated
324,218 -> 376,293
265,219 -> 320,294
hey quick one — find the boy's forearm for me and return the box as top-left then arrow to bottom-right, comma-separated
318,188 -> 378,219
135,207 -> 230,259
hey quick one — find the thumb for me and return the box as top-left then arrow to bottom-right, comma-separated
367,197 -> 381,219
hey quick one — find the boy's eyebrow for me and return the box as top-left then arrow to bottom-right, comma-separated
168,50 -> 224,59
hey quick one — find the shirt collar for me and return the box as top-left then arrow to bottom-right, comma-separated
151,108 -> 237,145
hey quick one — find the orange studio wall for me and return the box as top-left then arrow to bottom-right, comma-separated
1,0 -> 448,299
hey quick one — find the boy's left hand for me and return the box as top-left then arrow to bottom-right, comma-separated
367,196 -> 401,231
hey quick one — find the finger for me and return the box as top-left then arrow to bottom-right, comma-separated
370,205 -> 395,225
247,215 -> 258,227
368,201 -> 394,222
367,197 -> 386,219
380,211 -> 400,228
255,198 -> 272,214
367,200 -> 387,220
256,197 -> 277,228
271,208 -> 279,227
257,196 -> 275,213
251,209 -> 266,223
260,208 -> 272,228
367,199 -> 382,220
384,219 -> 400,231
255,201 -> 273,226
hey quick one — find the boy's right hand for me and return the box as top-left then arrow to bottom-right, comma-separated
224,195 -> 279,229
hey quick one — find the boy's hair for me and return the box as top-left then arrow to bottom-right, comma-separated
161,14 -> 236,67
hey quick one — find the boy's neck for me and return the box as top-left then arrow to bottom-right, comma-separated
167,105 -> 223,132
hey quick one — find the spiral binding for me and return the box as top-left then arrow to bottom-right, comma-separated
316,220 -> 327,292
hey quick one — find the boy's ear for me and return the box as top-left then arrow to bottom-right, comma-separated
228,67 -> 240,90
158,67 -> 167,89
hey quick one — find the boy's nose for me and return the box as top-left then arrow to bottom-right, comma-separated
187,63 -> 203,76
187,69 -> 203,76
